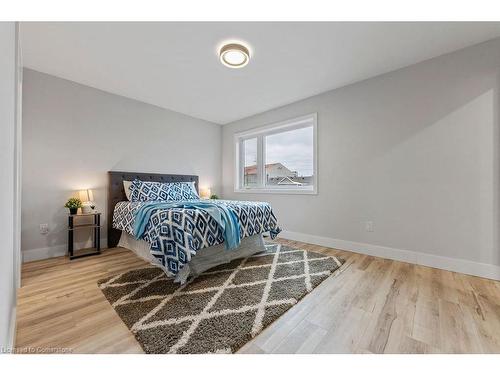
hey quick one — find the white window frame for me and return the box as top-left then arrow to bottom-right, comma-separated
234,113 -> 318,195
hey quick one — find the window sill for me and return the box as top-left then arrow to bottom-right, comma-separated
234,188 -> 317,195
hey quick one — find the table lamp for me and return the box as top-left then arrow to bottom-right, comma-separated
79,189 -> 95,214
200,187 -> 211,199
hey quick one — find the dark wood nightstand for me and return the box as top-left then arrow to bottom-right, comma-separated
68,212 -> 101,260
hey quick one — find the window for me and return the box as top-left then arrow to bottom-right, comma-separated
235,114 -> 317,194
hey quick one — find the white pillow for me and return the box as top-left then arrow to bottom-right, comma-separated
189,181 -> 199,198
123,180 -> 132,201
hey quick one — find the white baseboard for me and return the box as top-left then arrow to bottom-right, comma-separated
23,231 -> 500,280
22,244 -> 66,262
279,230 -> 500,281
22,238 -> 108,262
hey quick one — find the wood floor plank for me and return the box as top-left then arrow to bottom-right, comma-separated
15,240 -> 500,353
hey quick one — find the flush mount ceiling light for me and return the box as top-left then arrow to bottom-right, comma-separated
219,42 -> 250,68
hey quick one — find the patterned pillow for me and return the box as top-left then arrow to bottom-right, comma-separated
129,179 -> 199,202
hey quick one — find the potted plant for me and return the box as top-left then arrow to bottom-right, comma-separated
65,197 -> 82,215
210,194 -> 219,199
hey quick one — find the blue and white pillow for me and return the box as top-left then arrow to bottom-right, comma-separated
129,179 -> 199,202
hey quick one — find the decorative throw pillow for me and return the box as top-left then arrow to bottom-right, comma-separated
129,179 -> 199,202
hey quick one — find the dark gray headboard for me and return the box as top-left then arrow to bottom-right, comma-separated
107,171 -> 199,248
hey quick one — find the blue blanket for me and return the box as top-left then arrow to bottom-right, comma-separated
133,200 -> 241,250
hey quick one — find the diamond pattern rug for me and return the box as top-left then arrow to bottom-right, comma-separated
98,243 -> 344,354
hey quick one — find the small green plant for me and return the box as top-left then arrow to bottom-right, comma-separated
64,197 -> 82,209
210,194 -> 219,200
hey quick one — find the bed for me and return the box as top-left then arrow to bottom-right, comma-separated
107,171 -> 281,283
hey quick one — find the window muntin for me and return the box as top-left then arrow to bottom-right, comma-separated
235,114 -> 317,194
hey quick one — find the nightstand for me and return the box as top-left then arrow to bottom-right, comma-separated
68,212 -> 101,260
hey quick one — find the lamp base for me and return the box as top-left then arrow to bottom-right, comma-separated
81,204 -> 92,214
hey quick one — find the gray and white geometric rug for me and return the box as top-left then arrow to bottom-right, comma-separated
98,243 -> 344,354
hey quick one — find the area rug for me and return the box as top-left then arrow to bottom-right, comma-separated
98,243 -> 344,354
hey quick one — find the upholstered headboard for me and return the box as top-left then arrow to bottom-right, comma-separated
107,171 -> 199,248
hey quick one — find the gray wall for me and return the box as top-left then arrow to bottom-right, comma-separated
222,38 -> 500,270
22,69 -> 222,259
0,22 -> 18,349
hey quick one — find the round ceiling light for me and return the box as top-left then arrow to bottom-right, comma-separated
219,43 -> 250,68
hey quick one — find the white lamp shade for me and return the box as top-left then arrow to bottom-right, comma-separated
78,189 -> 94,202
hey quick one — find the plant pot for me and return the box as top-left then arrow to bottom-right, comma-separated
69,207 -> 78,215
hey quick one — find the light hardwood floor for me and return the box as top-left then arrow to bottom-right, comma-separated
15,239 -> 500,353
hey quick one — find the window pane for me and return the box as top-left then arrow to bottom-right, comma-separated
265,126 -> 314,188
243,137 -> 258,187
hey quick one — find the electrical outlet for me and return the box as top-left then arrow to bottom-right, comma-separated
39,223 -> 49,235
365,221 -> 374,232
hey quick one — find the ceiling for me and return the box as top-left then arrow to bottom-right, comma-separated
20,22 -> 500,124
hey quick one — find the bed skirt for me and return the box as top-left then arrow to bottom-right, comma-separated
118,231 -> 266,283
